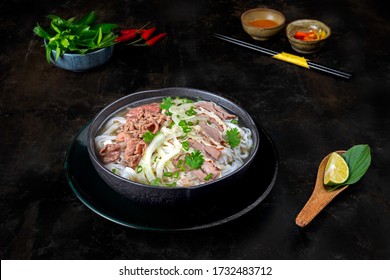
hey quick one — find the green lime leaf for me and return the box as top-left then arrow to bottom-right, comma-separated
342,144 -> 371,185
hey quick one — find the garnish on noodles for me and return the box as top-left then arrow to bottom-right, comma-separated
95,97 -> 254,187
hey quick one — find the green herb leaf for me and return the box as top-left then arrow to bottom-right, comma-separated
225,128 -> 241,148
342,144 -> 371,185
184,150 -> 204,170
179,98 -> 193,104
33,11 -> 118,63
160,97 -> 174,112
185,106 -> 197,116
97,27 -> 103,45
142,131 -> 156,143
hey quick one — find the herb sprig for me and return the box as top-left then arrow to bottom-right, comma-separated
184,150 -> 204,169
225,128 -> 241,148
33,11 -> 118,63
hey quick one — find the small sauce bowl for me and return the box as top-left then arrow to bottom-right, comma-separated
241,8 -> 286,41
286,19 -> 331,54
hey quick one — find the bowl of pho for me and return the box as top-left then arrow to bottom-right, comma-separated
87,87 -> 260,207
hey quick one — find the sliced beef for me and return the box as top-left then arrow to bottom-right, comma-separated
101,102 -> 166,169
99,143 -> 121,163
197,113 -> 224,131
194,101 -> 236,120
123,103 -> 167,138
188,139 -> 221,160
199,121 -> 224,144
191,161 -> 221,182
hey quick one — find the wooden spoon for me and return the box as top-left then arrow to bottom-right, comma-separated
295,150 -> 348,227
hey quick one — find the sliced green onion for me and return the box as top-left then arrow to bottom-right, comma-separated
182,141 -> 189,151
185,106 -> 197,116
166,182 -> 177,187
151,178 -> 161,186
204,173 -> 213,181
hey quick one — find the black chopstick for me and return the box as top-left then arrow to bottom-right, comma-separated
212,33 -> 352,80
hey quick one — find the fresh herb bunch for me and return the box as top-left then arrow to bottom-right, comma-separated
33,11 -> 118,63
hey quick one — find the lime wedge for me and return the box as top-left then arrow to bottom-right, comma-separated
324,152 -> 349,186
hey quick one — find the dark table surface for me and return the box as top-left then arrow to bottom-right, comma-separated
1,0 -> 389,260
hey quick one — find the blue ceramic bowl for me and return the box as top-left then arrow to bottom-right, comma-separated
50,45 -> 114,72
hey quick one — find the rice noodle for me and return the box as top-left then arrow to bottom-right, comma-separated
95,97 -> 254,187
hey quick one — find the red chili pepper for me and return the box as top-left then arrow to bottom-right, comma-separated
115,32 -> 138,43
120,28 -> 139,35
140,27 -> 156,40
294,31 -> 307,40
145,32 -> 167,47
116,22 -> 151,43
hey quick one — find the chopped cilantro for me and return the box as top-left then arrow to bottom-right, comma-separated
226,128 -> 241,148
185,150 -> 204,170
181,98 -> 193,103
112,168 -> 117,174
231,119 -> 238,124
163,172 -> 173,177
160,97 -> 174,115
142,131 -> 156,143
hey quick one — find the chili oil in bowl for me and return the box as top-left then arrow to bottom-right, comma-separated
241,8 -> 286,41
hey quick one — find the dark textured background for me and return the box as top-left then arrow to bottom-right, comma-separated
1,0 -> 389,259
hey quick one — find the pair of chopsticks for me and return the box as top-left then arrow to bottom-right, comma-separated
212,33 -> 352,80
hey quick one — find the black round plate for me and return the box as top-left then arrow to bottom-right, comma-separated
64,122 -> 278,231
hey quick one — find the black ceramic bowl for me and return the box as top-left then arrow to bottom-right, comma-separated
87,87 -> 260,207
